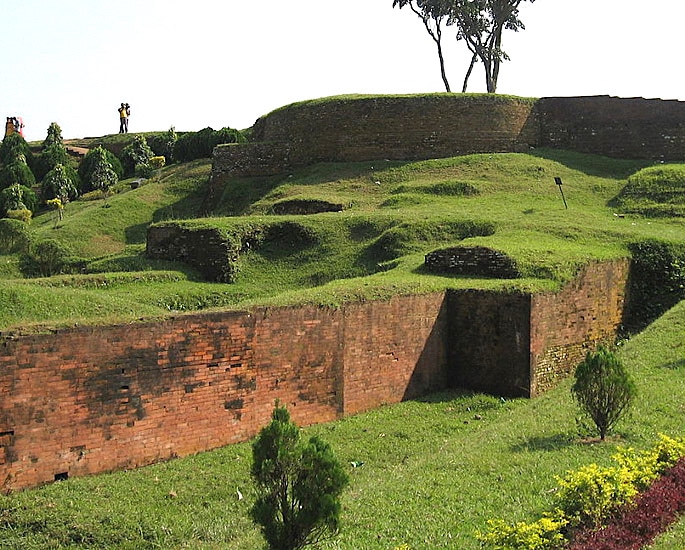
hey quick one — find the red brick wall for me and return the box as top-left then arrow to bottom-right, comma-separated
0,261 -> 629,491
249,95 -> 538,163
537,96 -> 685,161
0,295 -> 447,492
205,94 -> 538,209
530,259 -> 630,396
341,294 -> 449,415
447,290 -> 532,397
207,94 -> 685,211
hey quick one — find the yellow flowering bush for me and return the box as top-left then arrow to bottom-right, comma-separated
554,463 -> 638,528
7,208 -> 32,223
477,513 -> 568,549
478,434 -> 685,548
149,156 -> 166,169
613,433 -> 685,491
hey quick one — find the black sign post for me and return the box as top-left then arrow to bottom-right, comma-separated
554,177 -> 568,209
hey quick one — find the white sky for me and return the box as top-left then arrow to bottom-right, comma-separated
2,0 -> 683,142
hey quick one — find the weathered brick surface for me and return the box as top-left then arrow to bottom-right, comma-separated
249,95 -> 538,163
425,246 -> 520,278
447,290 -> 532,397
146,224 -> 240,282
0,261 -> 629,491
205,95 -> 538,208
341,294 -> 449,415
536,96 -> 685,161
530,259 -> 630,396
207,95 -> 685,209
0,295 -> 448,492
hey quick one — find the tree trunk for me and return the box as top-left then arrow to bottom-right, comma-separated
437,39 -> 451,93
462,53 -> 477,93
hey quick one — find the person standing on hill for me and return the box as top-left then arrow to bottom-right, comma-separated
118,102 -> 130,133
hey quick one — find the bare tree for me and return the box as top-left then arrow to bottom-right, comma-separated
393,0 -> 454,92
450,0 -> 536,93
393,0 -> 537,94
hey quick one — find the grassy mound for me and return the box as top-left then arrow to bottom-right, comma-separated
611,164 -> 685,217
1,148 -> 684,331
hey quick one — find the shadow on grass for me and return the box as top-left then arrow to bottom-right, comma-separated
529,148 -> 651,179
509,433 -> 576,453
662,358 -> 685,370
413,388 -> 482,404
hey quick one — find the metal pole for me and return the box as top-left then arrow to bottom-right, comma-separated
554,177 -> 568,209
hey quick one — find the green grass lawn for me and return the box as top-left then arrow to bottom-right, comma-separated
1,145 -> 684,547
1,148 -> 684,331
0,298 -> 683,549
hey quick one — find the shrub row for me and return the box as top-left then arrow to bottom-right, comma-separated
568,457 -> 685,550
477,435 -> 685,549
1,124 -> 244,222
625,239 -> 685,333
173,126 -> 246,163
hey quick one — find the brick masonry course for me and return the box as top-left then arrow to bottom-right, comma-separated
0,260 -> 628,491
207,94 -> 685,208
4,94 -> 658,491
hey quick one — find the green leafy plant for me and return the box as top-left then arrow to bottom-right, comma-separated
251,403 -> 349,550
477,513 -> 569,549
78,146 -> 124,193
20,239 -> 73,277
625,239 -> 685,332
90,157 -> 119,205
0,183 -> 38,215
31,122 -> 71,181
146,126 -> 178,162
0,132 -> 33,166
135,162 -> 155,179
41,163 -> 79,204
0,217 -> 30,253
0,157 -> 36,191
32,142 -> 71,182
173,126 -> 245,162
121,135 -> 154,176
43,122 -> 64,148
571,346 -> 636,441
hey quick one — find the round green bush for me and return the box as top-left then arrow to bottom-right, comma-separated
0,218 -> 31,253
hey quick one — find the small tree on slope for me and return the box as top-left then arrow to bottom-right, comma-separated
250,404 -> 349,550
571,346 -> 637,441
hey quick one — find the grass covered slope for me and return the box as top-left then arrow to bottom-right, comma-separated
0,296 -> 683,549
1,148 -> 684,331
611,163 -> 685,217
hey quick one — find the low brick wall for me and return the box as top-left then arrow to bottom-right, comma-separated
146,224 -> 240,282
530,259 -> 630,395
0,294 -> 447,492
206,94 -> 685,210
248,94 -> 685,165
536,96 -> 685,161
205,94 -> 539,209
249,95 -> 538,162
0,261 -> 629,491
424,246 -> 520,278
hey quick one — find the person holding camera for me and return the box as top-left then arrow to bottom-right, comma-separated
118,102 -> 130,133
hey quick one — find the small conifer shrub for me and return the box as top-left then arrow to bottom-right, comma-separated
571,346 -> 636,441
250,403 -> 349,550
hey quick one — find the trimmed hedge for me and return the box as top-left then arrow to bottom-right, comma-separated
624,239 -> 685,333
